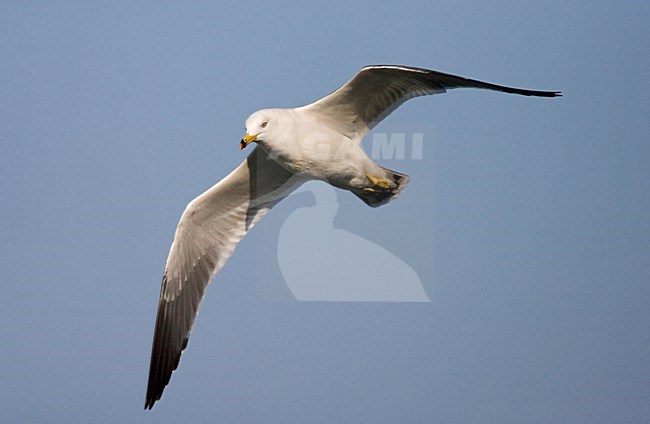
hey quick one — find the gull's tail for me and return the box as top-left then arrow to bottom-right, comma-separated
352,166 -> 410,208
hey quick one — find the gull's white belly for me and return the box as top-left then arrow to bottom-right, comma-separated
264,130 -> 377,190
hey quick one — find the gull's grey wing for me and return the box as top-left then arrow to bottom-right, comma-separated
145,147 -> 305,409
299,65 -> 561,142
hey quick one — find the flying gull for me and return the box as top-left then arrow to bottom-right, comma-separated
145,65 -> 561,409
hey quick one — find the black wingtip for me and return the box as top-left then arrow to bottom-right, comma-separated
502,87 -> 562,97
537,90 -> 562,98
144,387 -> 160,410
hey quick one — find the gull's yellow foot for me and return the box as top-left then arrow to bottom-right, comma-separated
363,174 -> 393,192
353,168 -> 409,208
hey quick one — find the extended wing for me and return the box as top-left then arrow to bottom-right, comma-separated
145,147 -> 305,409
300,65 -> 561,142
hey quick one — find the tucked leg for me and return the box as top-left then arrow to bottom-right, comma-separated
363,173 -> 394,192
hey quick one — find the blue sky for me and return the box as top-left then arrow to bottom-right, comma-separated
1,1 -> 649,423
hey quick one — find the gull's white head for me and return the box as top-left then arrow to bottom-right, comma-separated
240,109 -> 276,150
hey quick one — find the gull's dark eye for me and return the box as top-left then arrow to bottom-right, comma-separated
261,121 -> 268,128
